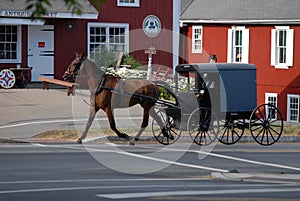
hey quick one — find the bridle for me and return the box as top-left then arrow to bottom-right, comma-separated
63,56 -> 85,82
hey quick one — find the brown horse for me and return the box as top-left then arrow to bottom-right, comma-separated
64,53 -> 167,145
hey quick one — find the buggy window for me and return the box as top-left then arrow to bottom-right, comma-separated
176,71 -> 197,92
201,73 -> 217,89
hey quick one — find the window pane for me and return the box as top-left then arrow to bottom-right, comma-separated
0,25 -> 18,61
279,48 -> 286,63
288,96 -> 299,122
89,25 -> 127,61
266,94 -> 278,120
232,29 -> 244,63
276,29 -> 287,65
192,26 -> 202,53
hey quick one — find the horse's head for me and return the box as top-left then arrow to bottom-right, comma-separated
63,52 -> 86,82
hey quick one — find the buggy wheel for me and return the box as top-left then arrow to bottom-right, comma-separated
250,104 -> 283,146
188,107 -> 218,146
218,119 -> 245,145
151,107 -> 182,145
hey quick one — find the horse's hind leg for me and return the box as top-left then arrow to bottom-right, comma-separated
77,106 -> 97,144
129,106 -> 151,145
149,107 -> 173,140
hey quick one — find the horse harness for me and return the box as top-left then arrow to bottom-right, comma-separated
93,74 -> 158,108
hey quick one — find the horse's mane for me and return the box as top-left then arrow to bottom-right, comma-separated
81,59 -> 106,90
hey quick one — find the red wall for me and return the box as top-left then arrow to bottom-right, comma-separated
182,25 -> 230,64
95,0 -> 174,68
51,0 -> 174,79
183,24 -> 300,120
47,19 -> 89,79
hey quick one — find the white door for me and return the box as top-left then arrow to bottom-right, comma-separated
28,25 -> 54,81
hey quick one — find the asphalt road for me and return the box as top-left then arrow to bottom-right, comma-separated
0,143 -> 300,201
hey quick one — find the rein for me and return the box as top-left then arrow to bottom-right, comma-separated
97,76 -> 158,104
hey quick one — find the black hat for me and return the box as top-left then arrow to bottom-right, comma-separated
209,54 -> 217,60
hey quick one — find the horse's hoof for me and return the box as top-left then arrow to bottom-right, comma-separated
76,138 -> 82,144
128,141 -> 135,146
125,134 -> 130,140
135,138 -> 139,142
118,133 -> 129,140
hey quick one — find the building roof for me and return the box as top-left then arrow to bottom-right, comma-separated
181,0 -> 300,24
0,0 -> 98,19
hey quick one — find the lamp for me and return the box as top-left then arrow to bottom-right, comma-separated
67,21 -> 73,31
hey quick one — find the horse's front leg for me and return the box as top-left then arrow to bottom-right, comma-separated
129,106 -> 150,145
77,106 -> 97,144
105,108 -> 129,140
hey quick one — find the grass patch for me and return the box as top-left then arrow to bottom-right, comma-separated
32,127 -> 155,140
283,125 -> 300,136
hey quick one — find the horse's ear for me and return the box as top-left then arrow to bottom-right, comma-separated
75,52 -> 79,57
82,52 -> 86,59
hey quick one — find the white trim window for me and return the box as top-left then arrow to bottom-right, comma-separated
0,25 -> 21,63
287,94 -> 299,122
192,25 -> 203,54
265,93 -> 278,120
88,23 -> 129,61
227,26 -> 249,63
271,26 -> 294,69
117,0 -> 140,7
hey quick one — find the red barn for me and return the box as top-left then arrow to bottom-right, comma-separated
180,0 -> 300,123
0,0 -> 180,81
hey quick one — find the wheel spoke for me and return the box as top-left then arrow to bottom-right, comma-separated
232,129 -> 241,138
252,125 -> 263,132
170,128 -> 179,137
253,126 -> 264,139
194,132 -> 201,141
265,129 -> 270,144
219,127 -> 227,141
260,129 -> 266,144
206,132 -> 214,143
269,126 -> 281,136
267,128 -> 276,142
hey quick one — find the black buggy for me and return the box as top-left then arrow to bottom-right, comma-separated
151,63 -> 284,146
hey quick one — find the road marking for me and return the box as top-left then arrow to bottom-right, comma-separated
0,117 -> 142,129
136,145 -> 300,172
0,183 -> 290,195
31,143 -> 48,147
32,143 -> 300,174
97,187 -> 300,199
61,144 -> 229,173
0,177 -> 208,185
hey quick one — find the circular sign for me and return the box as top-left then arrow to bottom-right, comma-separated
0,69 -> 16,89
143,15 -> 161,38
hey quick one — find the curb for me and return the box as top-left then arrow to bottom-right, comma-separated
211,172 -> 300,184
88,135 -> 300,143
1,136 -> 300,144
0,138 -> 29,144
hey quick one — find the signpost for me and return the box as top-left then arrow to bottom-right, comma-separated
145,47 -> 156,80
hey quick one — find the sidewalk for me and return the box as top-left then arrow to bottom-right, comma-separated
0,86 -> 75,138
0,85 -> 144,140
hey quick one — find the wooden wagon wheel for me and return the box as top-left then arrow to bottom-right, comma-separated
152,107 -> 182,145
188,107 -> 219,146
151,82 -> 182,145
218,118 -> 245,145
249,103 -> 283,146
